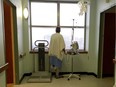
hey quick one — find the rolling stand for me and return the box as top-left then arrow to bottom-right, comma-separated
67,19 -> 81,80
67,53 -> 81,81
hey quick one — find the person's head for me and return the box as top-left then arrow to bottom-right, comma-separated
56,26 -> 60,33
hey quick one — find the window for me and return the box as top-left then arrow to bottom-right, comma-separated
60,3 -> 85,26
30,1 -> 86,51
31,2 -> 57,26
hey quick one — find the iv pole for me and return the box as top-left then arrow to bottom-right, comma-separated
67,19 -> 81,80
71,19 -> 79,53
71,19 -> 75,44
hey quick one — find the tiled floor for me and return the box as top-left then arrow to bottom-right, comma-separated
13,75 -> 114,87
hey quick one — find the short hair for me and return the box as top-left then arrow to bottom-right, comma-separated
56,27 -> 60,33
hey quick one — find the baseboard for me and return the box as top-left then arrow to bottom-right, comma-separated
55,72 -> 97,77
86,72 -> 97,77
19,73 -> 32,84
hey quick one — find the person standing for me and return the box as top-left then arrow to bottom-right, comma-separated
48,26 -> 65,78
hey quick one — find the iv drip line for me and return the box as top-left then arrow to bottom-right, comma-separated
71,19 -> 75,44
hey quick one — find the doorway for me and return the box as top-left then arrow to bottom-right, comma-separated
4,1 -> 14,84
3,0 -> 19,86
98,6 -> 116,78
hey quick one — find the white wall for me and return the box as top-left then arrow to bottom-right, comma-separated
22,0 -> 34,73
32,54 -> 89,72
87,0 -> 98,74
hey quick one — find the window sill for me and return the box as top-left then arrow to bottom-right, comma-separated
30,49 -> 88,54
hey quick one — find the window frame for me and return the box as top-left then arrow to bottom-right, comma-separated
29,0 -> 87,52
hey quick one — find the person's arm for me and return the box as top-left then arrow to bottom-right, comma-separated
62,48 -> 65,52
61,48 -> 67,55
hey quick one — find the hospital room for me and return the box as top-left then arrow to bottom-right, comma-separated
0,0 -> 116,87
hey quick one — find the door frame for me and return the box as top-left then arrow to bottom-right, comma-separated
98,5 -> 116,78
98,12 -> 105,78
1,0 -> 19,84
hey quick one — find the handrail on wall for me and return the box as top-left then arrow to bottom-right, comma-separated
0,63 -> 9,73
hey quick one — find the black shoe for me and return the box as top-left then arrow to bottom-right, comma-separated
55,75 -> 64,79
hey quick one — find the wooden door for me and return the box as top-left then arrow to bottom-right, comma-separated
4,1 -> 14,83
102,13 -> 115,77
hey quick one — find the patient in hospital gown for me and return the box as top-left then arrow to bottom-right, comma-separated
48,26 -> 65,79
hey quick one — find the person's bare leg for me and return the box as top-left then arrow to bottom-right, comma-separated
55,67 -> 63,78
56,67 -> 59,77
